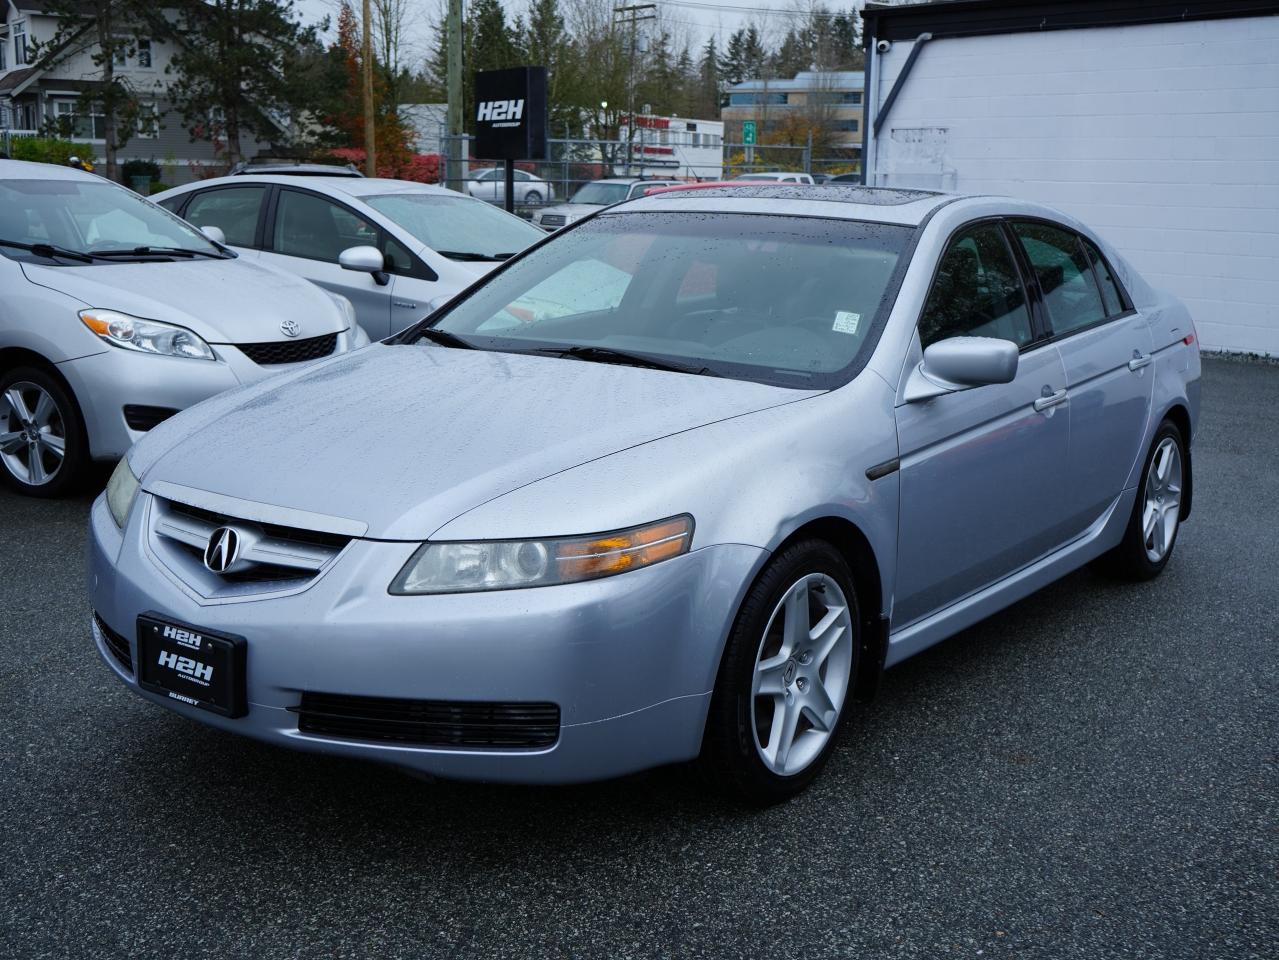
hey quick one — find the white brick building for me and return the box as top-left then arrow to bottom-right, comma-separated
860,0 -> 1279,356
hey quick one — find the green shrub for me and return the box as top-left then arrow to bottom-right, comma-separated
122,158 -> 162,181
8,136 -> 94,167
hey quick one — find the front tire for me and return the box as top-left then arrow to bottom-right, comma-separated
0,366 -> 88,498
701,539 -> 859,804
1094,418 -> 1186,581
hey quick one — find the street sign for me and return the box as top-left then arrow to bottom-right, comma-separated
742,120 -> 757,145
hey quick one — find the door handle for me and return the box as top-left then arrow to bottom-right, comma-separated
1033,388 -> 1068,413
1128,352 -> 1152,371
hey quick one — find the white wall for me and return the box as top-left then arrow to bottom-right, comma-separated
867,16 -> 1279,356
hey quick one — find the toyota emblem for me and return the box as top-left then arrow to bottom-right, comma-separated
203,526 -> 242,574
280,319 -> 301,338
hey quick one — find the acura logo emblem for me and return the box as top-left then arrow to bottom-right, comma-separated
203,526 -> 241,574
280,319 -> 301,338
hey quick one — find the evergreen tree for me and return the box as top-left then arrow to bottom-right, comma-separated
697,37 -> 721,118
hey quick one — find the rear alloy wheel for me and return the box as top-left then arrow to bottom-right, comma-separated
702,539 -> 859,804
0,367 -> 87,498
524,190 -> 543,206
1094,419 -> 1186,580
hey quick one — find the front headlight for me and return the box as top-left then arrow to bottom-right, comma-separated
80,309 -> 215,360
325,291 -> 357,329
105,457 -> 140,528
390,515 -> 694,595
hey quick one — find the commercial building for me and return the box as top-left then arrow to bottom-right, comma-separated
722,71 -> 865,151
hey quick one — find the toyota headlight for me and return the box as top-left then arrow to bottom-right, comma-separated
105,457 -> 140,528
390,516 -> 694,594
325,291 -> 357,329
80,309 -> 215,360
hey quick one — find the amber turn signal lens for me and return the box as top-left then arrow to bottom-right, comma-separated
555,517 -> 693,579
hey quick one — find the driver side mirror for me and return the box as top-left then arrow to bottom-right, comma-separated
339,245 -> 390,286
904,336 -> 1019,403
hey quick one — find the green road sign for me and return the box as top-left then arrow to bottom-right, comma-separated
742,121 -> 756,145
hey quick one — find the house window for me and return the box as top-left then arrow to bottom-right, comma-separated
14,21 -> 27,66
136,101 -> 158,138
728,92 -> 787,106
137,38 -> 152,68
54,99 -> 108,140
1,34 -> 7,71
113,44 -> 126,67
840,92 -> 863,105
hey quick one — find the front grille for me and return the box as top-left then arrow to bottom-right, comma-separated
293,692 -> 561,749
94,612 -> 133,673
540,214 -> 566,227
166,500 -> 350,550
237,333 -> 338,366
123,405 -> 178,431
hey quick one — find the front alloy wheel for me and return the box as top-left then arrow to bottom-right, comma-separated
702,539 -> 860,804
0,368 -> 87,497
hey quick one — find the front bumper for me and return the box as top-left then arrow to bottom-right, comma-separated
60,327 -> 367,461
89,493 -> 765,783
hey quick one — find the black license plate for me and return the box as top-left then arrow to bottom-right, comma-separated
137,614 -> 247,718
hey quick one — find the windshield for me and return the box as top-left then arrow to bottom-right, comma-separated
424,212 -> 912,388
0,178 -> 221,261
569,182 -> 631,206
363,193 -> 543,260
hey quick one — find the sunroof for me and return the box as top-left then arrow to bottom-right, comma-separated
655,185 -> 943,205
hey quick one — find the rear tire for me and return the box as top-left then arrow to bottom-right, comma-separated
524,190 -> 543,206
1093,418 -> 1186,581
701,539 -> 859,805
0,366 -> 88,498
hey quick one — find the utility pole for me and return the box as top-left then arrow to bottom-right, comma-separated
446,0 -> 463,191
614,4 -> 656,177
361,0 -> 377,176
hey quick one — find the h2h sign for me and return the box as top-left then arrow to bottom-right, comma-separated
474,66 -> 548,161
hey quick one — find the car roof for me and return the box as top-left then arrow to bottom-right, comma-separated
621,184 -> 960,226
161,174 -> 458,200
231,162 -> 363,178
0,159 -> 104,182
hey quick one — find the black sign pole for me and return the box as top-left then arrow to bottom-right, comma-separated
504,159 -> 515,214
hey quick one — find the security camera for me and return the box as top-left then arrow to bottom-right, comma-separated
876,39 -> 891,54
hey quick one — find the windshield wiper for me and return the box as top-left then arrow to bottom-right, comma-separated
0,239 -> 101,263
436,250 -> 514,262
416,327 -> 475,349
532,345 -> 719,377
91,245 -> 227,259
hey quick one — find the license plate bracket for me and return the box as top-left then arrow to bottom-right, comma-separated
136,613 -> 247,718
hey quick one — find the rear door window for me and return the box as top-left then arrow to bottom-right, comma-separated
183,187 -> 266,248
1013,221 -> 1109,336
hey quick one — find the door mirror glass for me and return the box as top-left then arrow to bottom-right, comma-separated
338,245 -> 385,273
905,336 -> 1019,402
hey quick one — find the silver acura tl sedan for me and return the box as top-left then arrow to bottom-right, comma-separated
89,185 -> 1201,802
1,160 -> 369,497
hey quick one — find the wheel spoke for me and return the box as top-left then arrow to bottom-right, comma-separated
767,696 -> 801,771
4,387 -> 33,423
781,581 -> 809,656
0,430 -> 24,454
810,606 -> 847,666
38,433 -> 65,461
754,655 -> 789,697
27,448 -> 47,485
31,390 -> 56,429
1155,444 -> 1172,484
1142,503 -> 1158,543
801,678 -> 838,733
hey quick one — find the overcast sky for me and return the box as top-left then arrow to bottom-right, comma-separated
294,0 -> 867,74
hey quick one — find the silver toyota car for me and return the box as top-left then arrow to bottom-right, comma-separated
89,185 -> 1201,802
1,160 -> 369,497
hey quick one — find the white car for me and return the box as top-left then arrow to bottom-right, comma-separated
466,168 -> 554,206
154,176 -> 545,339
735,172 -> 816,185
531,178 -> 683,231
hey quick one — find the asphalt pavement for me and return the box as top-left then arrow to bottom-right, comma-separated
1,357 -> 1275,959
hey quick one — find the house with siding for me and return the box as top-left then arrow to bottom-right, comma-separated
0,0 -> 278,182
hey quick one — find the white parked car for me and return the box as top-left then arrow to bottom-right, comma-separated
466,168 -> 555,206
735,172 -> 816,185
531,178 -> 683,231
154,176 -> 545,339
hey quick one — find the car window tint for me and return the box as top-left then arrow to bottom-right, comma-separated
1014,222 -> 1108,336
184,187 -> 264,247
919,223 -> 1033,348
383,235 -> 414,275
273,190 -> 378,262
1082,238 -> 1125,317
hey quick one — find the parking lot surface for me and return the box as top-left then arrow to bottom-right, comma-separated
1,357 -> 1275,959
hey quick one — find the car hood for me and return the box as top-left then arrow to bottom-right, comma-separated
20,257 -> 347,344
133,343 -> 818,540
